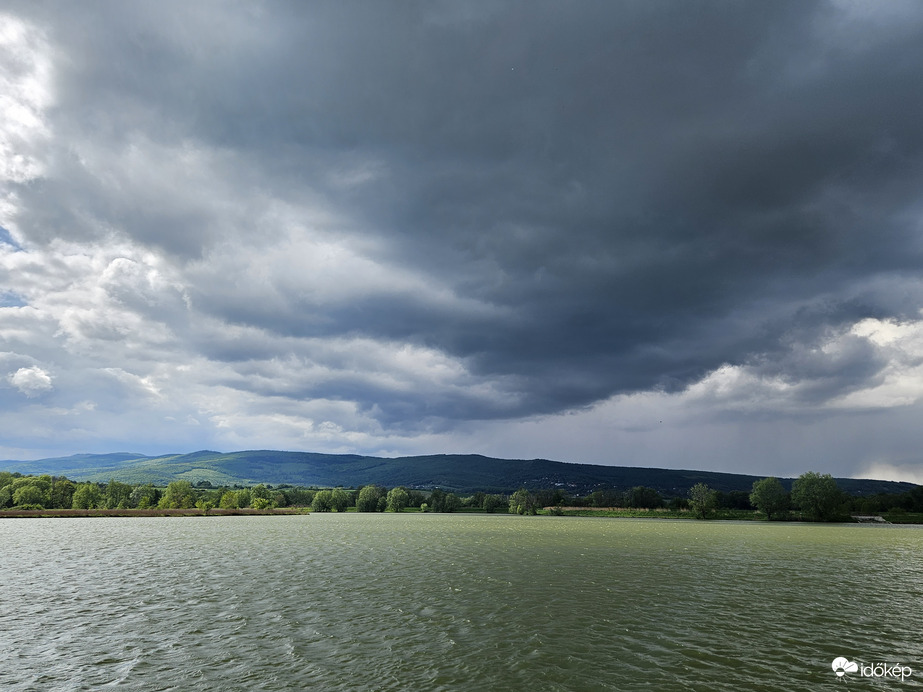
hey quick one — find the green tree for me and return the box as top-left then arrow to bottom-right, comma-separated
907,486 -> 923,513
534,489 -> 570,508
250,484 -> 271,502
286,488 -> 315,507
791,472 -> 842,521
235,488 -> 252,508
356,485 -> 385,512
246,484 -> 276,509
715,490 -> 753,510
668,497 -> 689,511
158,480 -> 197,509
130,484 -> 159,508
750,477 -> 789,520
50,478 -> 76,509
467,491 -> 486,509
13,484 -> 46,508
219,490 -> 239,509
105,479 -> 133,509
442,493 -> 461,513
482,494 -> 506,513
509,488 -> 538,515
626,486 -> 664,509
72,483 -> 102,509
312,490 -> 332,512
689,483 -> 717,519
386,487 -> 409,513
406,489 -> 426,508
428,488 -> 446,512
586,489 -> 621,508
10,476 -> 52,508
330,488 -> 349,512
0,475 -> 10,506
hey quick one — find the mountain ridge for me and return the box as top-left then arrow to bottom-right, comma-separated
0,450 -> 916,497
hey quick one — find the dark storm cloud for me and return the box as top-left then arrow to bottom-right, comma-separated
6,0 -> 923,434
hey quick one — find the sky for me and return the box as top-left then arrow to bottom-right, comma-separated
2,1 -> 923,482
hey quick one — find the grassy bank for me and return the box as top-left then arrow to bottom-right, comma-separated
544,507 -> 923,523
545,507 -> 761,520
0,507 -> 310,518
881,511 -> 923,524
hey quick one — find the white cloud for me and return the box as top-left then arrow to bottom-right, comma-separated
853,461 -> 923,485
829,317 -> 923,409
0,13 -> 52,187
9,365 -> 53,396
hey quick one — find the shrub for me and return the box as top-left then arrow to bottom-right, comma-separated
251,497 -> 274,510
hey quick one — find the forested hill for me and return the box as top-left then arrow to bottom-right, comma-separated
0,450 -> 915,496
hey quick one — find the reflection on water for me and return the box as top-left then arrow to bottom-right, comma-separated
1,515 -> 921,691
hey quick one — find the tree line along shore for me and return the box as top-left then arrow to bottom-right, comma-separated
1,470 -> 921,522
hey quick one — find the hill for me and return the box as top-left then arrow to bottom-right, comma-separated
0,450 -> 915,497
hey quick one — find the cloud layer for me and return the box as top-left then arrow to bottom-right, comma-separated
2,1 -> 923,480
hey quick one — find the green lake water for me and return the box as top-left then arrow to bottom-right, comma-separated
1,514 -> 921,691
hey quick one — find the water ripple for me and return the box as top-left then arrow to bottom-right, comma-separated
1,516 -> 921,690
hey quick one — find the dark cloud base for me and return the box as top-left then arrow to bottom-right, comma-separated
3,1 -> 923,478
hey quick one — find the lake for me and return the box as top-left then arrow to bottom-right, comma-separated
1,514 -> 921,691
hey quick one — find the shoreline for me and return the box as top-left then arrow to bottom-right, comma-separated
0,507 -> 309,518
3,507 -> 920,523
